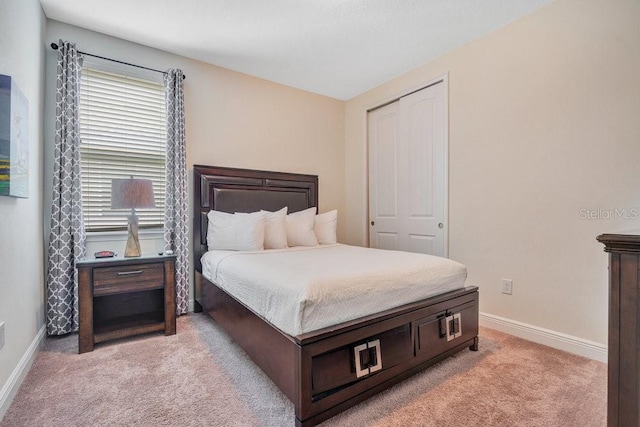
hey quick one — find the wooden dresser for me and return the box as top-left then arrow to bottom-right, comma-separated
597,232 -> 640,427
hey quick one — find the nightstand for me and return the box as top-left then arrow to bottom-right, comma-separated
77,254 -> 176,353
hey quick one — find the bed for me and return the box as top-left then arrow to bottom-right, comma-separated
193,164 -> 479,426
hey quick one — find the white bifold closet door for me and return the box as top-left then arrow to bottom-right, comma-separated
368,82 -> 447,257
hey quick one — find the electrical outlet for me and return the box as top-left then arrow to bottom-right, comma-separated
501,279 -> 513,295
0,322 -> 4,350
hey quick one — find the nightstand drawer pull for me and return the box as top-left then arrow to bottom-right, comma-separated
117,270 -> 143,276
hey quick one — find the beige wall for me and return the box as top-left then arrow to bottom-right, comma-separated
0,0 -> 46,416
345,0 -> 640,345
185,53 -> 345,213
45,21 -> 345,306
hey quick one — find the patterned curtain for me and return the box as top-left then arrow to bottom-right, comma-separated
164,69 -> 189,315
46,40 -> 86,335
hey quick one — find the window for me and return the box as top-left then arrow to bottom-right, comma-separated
79,66 -> 167,231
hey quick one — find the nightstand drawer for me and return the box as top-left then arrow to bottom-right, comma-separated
93,263 -> 165,296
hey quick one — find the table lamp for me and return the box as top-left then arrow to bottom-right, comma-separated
111,177 -> 155,257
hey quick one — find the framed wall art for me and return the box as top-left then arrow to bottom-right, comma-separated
0,74 -> 29,198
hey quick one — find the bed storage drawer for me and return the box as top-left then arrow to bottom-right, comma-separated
413,300 -> 478,361
311,324 -> 412,396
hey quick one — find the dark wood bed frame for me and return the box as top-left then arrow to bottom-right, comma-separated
193,164 -> 479,426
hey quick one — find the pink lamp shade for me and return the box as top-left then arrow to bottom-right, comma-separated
111,178 -> 155,209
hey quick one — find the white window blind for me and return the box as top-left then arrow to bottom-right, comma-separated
79,67 -> 167,231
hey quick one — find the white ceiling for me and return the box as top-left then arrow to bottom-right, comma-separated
40,0 -> 553,100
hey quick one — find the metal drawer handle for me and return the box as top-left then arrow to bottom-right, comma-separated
354,339 -> 382,378
117,270 -> 143,276
445,313 -> 462,342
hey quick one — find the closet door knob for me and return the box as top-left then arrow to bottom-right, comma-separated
438,223 -> 444,229
370,221 -> 375,226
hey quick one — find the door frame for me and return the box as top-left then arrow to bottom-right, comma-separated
363,73 -> 449,257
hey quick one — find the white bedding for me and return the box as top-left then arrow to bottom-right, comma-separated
201,244 -> 467,336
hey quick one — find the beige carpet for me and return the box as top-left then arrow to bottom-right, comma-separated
1,314 -> 606,427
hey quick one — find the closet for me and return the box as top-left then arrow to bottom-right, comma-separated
368,81 -> 447,256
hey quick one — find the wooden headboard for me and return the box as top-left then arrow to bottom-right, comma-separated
193,165 -> 318,272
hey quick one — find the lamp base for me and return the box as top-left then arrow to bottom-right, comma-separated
124,212 -> 142,257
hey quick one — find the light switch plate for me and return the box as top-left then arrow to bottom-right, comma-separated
501,279 -> 513,295
0,322 -> 5,350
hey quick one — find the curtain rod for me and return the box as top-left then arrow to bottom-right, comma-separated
50,43 -> 186,80
367,79 -> 443,113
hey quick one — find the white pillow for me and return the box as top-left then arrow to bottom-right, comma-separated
261,207 -> 288,249
207,210 -> 266,251
314,210 -> 337,245
285,207 -> 318,247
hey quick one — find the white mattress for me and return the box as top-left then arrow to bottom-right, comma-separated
201,244 -> 467,336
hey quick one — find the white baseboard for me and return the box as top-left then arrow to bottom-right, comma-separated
479,312 -> 607,363
0,324 -> 46,421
